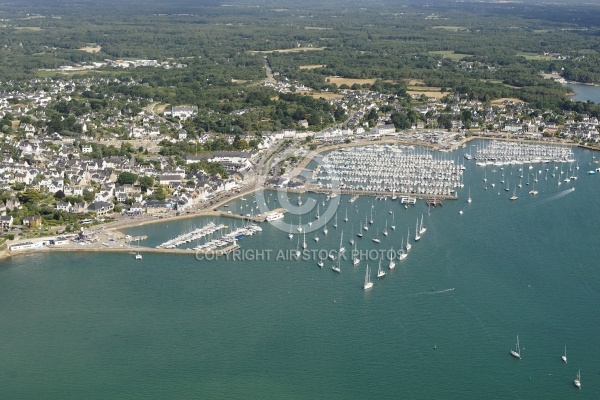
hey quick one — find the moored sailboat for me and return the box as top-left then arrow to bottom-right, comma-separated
510,335 -> 521,359
364,264 -> 373,290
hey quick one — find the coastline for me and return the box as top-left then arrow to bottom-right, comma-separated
2,134 -> 597,262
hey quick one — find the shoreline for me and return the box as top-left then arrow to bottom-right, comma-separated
2,134 -> 597,262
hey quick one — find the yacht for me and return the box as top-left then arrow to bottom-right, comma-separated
510,335 -> 521,359
363,265 -> 373,290
573,369 -> 581,389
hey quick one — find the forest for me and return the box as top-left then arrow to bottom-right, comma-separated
1,0 -> 600,128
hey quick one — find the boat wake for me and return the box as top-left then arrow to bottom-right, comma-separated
535,187 -> 575,206
412,288 -> 455,296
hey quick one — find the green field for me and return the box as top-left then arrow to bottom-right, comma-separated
429,50 -> 471,60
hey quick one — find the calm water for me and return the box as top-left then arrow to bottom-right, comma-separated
1,142 -> 600,399
566,83 -> 600,103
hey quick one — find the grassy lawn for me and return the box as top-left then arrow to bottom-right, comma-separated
431,26 -> 468,31
429,50 -> 470,60
249,47 -> 326,54
299,65 -> 326,70
516,52 -> 553,61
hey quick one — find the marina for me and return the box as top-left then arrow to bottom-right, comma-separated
473,140 -> 575,165
313,145 -> 464,197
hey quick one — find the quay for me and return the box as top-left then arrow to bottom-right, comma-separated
217,207 -> 287,222
306,184 -> 458,200
44,242 -> 241,257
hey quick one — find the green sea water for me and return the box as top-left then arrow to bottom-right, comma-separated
1,141 -> 599,399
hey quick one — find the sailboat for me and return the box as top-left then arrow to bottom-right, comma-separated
390,212 -> 396,231
363,213 -> 369,231
414,219 -> 421,241
315,204 -> 320,220
314,234 -> 319,242
353,241 -> 360,266
317,259 -> 324,268
369,202 -> 374,225
510,335 -> 521,359
135,238 -> 142,260
377,259 -> 386,278
383,220 -> 388,237
467,187 -> 472,203
302,232 -> 307,249
573,369 -> 581,389
419,214 -> 426,235
338,231 -> 345,254
333,213 -> 338,229
295,237 -> 301,258
388,248 -> 396,270
332,256 -> 341,273
297,216 -> 303,232
405,228 -> 412,252
510,187 -> 518,201
561,346 -> 567,363
288,225 -> 293,240
399,238 -> 407,260
372,234 -> 381,244
364,264 -> 373,290
323,225 -> 328,235
344,208 -> 348,222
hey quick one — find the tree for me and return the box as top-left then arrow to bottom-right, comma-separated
54,190 -> 66,199
139,176 -> 154,192
83,189 -> 95,203
117,172 -> 138,185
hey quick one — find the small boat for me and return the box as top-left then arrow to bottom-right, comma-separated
510,335 -> 521,359
364,264 -> 373,290
405,228 -> 412,252
332,258 -> 341,273
383,220 -> 388,237
414,219 -> 421,241
467,187 -> 472,203
135,239 -> 142,260
317,259 -> 324,268
561,346 -> 567,363
314,235 -> 319,242
419,214 -> 426,235
372,237 -> 381,244
323,226 -> 328,235
302,232 -> 307,249
388,248 -> 396,270
573,369 -> 581,389
377,260 -> 386,278
344,208 -> 349,222
353,242 -> 360,266
510,188 -> 518,201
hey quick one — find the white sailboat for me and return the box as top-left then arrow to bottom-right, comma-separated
369,202 -> 374,225
333,213 -> 338,229
383,220 -> 388,237
364,264 -> 373,290
353,241 -> 360,266
363,213 -> 369,231
323,225 -> 328,235
414,219 -> 421,241
419,214 -> 426,235
510,335 -> 521,359
399,243 -> 407,260
388,247 -> 396,270
315,204 -> 320,220
405,227 -> 412,252
302,232 -> 307,249
561,346 -> 567,363
135,238 -> 142,260
390,212 -> 396,231
297,216 -> 303,232
467,187 -> 472,203
573,369 -> 581,389
338,231 -> 345,254
377,259 -> 386,278
295,237 -> 301,258
288,225 -> 293,240
332,256 -> 341,273
317,259 -> 324,268
314,235 -> 319,242
344,208 -> 349,222
510,188 -> 518,201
